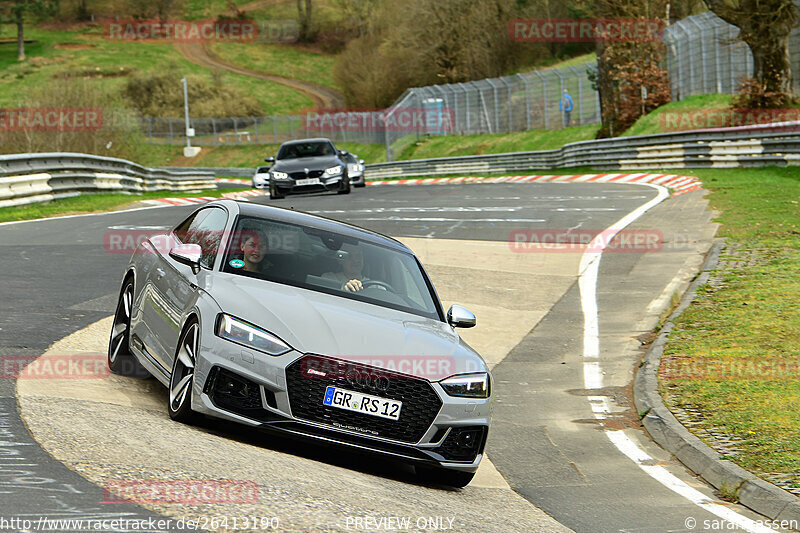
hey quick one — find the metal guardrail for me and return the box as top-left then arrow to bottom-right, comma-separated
0,152 -> 217,208
362,123 -> 800,179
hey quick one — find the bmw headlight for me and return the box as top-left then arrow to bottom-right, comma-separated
271,171 -> 289,180
324,165 -> 343,175
347,163 -> 362,173
215,314 -> 291,356
439,373 -> 490,398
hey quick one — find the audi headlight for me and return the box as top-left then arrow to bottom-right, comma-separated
215,314 -> 291,356
271,171 -> 289,180
439,373 -> 490,398
324,165 -> 343,175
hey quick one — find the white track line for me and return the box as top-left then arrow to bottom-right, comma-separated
579,182 -> 775,533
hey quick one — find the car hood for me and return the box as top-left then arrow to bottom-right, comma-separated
271,156 -> 342,173
208,274 -> 487,379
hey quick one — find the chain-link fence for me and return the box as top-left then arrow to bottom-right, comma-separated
141,115 -> 386,147
663,12 -> 754,101
381,64 -> 600,159
142,11 -> 800,161
663,11 -> 800,100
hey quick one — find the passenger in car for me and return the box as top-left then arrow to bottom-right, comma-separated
240,228 -> 272,274
322,242 -> 369,292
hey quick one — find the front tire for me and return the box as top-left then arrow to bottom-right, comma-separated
269,182 -> 285,199
168,320 -> 200,423
108,279 -> 149,378
337,175 -> 351,195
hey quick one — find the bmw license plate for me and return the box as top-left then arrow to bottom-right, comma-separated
323,386 -> 402,421
295,178 -> 320,186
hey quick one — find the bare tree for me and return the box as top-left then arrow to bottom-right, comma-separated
0,0 -> 57,61
705,0 -> 797,104
297,0 -> 313,41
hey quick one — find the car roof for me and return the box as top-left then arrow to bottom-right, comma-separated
211,200 -> 410,253
279,138 -> 335,146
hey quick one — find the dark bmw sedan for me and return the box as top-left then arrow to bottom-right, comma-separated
265,138 -> 351,199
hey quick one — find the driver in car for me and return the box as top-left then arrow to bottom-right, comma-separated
323,242 -> 370,292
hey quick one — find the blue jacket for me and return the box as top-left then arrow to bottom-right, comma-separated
559,93 -> 573,112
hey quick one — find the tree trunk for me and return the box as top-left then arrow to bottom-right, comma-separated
16,14 -> 25,62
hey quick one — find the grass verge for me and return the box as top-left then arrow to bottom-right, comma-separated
0,187 -> 248,223
657,166 -> 800,489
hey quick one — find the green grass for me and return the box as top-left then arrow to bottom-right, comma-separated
210,42 -> 338,89
397,125 -> 599,160
622,94 -> 734,137
0,187 -> 250,223
0,26 -> 312,114
658,166 -> 800,484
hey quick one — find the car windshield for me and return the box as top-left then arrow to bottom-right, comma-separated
221,215 -> 440,320
277,141 -> 335,160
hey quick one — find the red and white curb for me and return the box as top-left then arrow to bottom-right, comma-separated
142,190 -> 263,206
365,173 -> 703,196
141,174 -> 702,206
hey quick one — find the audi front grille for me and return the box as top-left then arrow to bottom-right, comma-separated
285,354 -> 443,443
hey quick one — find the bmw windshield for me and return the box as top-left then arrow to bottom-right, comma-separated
221,215 -> 441,320
277,141 -> 336,160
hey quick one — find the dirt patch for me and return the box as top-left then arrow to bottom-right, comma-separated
53,42 -> 96,50
567,382 -> 643,432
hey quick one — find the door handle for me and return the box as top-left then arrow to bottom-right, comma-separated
155,268 -> 166,279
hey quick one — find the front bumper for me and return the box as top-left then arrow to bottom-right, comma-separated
271,175 -> 344,195
191,346 -> 491,472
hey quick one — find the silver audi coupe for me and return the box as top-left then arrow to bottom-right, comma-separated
108,200 -> 492,487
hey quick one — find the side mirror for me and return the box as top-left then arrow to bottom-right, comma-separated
358,159 -> 365,164
447,304 -> 476,328
338,150 -> 349,157
264,156 -> 275,164
169,243 -> 202,274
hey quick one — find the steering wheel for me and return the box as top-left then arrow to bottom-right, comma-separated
361,280 -> 396,293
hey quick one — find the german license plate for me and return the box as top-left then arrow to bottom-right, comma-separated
322,386 -> 402,421
296,178 -> 320,186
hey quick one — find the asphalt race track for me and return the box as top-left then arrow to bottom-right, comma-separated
0,183 -> 778,532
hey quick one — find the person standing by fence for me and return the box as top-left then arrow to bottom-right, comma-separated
560,89 -> 574,127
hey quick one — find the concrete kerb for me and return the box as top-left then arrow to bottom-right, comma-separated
633,240 -> 800,525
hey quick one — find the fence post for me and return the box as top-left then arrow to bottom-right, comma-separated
568,66 -> 584,126
253,117 -> 259,144
211,118 -> 218,146
290,116 -> 294,139
486,78 -> 500,133
499,77 -> 513,133
534,71 -> 548,129
460,83 -> 471,134
516,73 -> 531,131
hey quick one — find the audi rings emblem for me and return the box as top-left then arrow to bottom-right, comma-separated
344,369 -> 390,392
